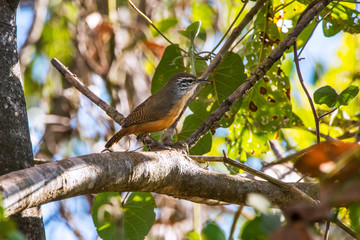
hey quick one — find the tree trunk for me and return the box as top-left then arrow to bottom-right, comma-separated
0,1 -> 45,239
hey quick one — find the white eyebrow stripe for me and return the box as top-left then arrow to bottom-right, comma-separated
178,77 -> 195,81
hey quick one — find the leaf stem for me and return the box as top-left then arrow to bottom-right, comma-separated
318,108 -> 338,120
293,42 -> 320,144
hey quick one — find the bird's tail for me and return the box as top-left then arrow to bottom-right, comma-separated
105,129 -> 126,149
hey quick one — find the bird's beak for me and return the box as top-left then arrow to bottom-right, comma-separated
197,78 -> 210,84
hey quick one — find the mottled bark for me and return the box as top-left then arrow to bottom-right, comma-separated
0,0 -> 45,238
1,150 -> 319,216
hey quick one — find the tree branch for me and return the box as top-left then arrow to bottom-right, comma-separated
185,0 -> 332,148
1,151 -> 318,216
51,58 -> 125,125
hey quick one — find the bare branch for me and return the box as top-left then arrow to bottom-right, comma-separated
51,58 -> 125,125
1,150 -> 318,216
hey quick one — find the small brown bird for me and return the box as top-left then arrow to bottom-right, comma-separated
105,72 -> 208,148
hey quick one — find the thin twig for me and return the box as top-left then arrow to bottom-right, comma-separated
324,220 -> 330,240
305,127 -> 337,141
318,108 -> 337,120
51,58 -> 125,125
293,42 -> 320,144
230,27 -> 254,52
191,154 -> 315,203
333,218 -> 359,239
223,156 -> 317,204
299,0 -> 340,57
298,20 -> 320,57
229,205 -> 243,240
127,0 -> 174,46
190,155 -> 226,163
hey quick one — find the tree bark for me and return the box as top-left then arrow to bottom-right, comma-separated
1,150 -> 319,216
0,1 -> 45,238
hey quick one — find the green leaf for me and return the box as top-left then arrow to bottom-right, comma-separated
92,192 -> 156,240
337,85 -> 359,107
191,2 -> 214,29
178,114 -> 212,155
41,17 -> 74,64
273,0 -> 306,21
313,85 -> 338,107
202,222 -> 226,240
123,192 -> 156,240
323,19 -> 341,37
92,192 -> 124,240
243,64 -> 292,131
185,231 -> 201,240
240,216 -> 267,240
152,18 -> 178,36
321,3 -> 360,36
177,30 -> 188,38
189,52 -> 247,127
177,21 -> 201,40
240,214 -> 281,240
187,20 -> 201,40
0,196 -> 25,240
151,44 -> 186,94
349,202 -> 360,231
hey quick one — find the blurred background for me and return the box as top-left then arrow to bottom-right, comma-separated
16,0 -> 359,239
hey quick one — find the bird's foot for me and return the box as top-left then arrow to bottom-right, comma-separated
149,138 -> 172,150
169,141 -> 189,155
101,148 -> 113,153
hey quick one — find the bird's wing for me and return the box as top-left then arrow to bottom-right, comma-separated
122,95 -> 173,128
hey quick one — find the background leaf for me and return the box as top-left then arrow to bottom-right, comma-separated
240,214 -> 281,240
123,192 -> 156,240
201,222 -> 226,240
92,192 -> 156,240
92,192 -> 124,240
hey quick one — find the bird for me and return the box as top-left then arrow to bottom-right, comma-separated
105,72 -> 209,148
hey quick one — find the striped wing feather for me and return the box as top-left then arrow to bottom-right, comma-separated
122,96 -> 173,128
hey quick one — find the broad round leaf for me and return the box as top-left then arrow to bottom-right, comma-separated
313,85 -> 338,107
123,192 -> 156,240
337,85 -> 359,107
92,192 -> 124,240
202,222 -> 226,240
92,192 -> 156,240
151,44 -> 185,94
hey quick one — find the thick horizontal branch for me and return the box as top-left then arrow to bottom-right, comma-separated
186,0 -> 332,148
1,150 -> 318,216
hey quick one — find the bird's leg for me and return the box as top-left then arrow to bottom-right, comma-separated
138,134 -> 171,150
